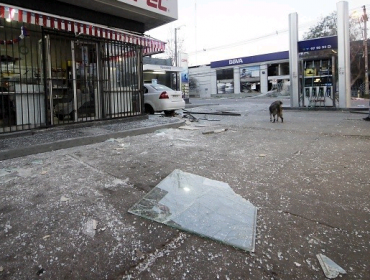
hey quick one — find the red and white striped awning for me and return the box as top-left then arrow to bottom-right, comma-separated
0,5 -> 166,56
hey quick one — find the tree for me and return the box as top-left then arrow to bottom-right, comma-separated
303,11 -> 362,41
150,28 -> 185,66
189,76 -> 198,91
303,12 -> 338,40
165,28 -> 185,66
303,11 -> 366,88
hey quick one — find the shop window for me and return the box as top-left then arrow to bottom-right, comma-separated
240,66 -> 260,94
216,69 -> 234,94
268,64 -> 279,76
216,69 -> 233,80
280,63 -> 289,75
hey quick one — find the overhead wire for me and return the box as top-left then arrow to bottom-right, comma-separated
188,5 -> 369,55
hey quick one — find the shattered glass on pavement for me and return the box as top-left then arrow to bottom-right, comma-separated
128,169 -> 257,252
316,254 -> 347,279
0,116 -> 179,151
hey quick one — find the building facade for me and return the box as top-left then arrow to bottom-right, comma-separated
0,0 -> 177,133
189,36 -> 338,108
189,51 -> 290,98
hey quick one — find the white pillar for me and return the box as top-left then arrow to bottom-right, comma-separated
337,1 -> 351,108
211,70 -> 217,95
234,67 -> 241,94
289,13 -> 299,107
260,64 -> 268,94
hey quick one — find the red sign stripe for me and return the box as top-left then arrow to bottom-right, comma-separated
0,5 -> 165,53
0,6 -> 4,19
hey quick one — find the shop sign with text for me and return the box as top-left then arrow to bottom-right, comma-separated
117,0 -> 177,18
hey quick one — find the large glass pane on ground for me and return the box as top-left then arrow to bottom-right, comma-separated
128,169 -> 257,252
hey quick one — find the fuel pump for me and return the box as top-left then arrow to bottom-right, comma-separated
302,58 -> 334,107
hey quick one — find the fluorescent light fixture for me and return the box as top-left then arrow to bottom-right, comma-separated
152,71 -> 166,74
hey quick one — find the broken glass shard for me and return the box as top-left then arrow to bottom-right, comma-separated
316,254 -> 347,279
128,169 -> 257,252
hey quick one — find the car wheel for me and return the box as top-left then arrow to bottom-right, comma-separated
145,104 -> 155,114
164,110 -> 175,116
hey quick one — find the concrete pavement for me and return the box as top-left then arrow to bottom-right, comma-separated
0,115 -> 185,161
0,97 -> 369,279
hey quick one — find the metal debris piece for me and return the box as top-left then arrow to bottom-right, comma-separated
214,128 -> 228,133
179,126 -> 200,130
259,154 -> 267,157
128,169 -> 257,252
183,110 -> 241,116
316,254 -> 346,279
199,117 -> 220,121
202,128 -> 228,134
183,113 -> 199,122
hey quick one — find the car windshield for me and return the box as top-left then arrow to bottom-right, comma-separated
148,84 -> 174,91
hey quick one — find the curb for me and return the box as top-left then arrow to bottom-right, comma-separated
282,107 -> 369,111
0,120 -> 186,161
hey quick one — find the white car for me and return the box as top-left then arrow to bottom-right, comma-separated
143,83 -> 185,115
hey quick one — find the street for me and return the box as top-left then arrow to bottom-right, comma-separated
0,96 -> 369,279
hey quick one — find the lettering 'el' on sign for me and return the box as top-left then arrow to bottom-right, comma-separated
117,0 -> 178,19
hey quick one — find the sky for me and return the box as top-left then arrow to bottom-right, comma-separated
145,0 -> 369,66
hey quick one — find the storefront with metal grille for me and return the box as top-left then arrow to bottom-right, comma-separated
0,5 -> 166,133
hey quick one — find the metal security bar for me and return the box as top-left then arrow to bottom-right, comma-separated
0,21 -> 144,134
101,40 -> 142,118
0,21 -> 45,133
45,31 -> 143,125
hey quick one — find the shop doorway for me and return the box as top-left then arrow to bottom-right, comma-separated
45,34 -> 100,124
70,40 -> 100,121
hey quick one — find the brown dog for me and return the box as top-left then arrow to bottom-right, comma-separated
269,100 -> 283,123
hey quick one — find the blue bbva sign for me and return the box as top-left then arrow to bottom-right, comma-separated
298,36 -> 338,53
210,51 -> 289,68
210,36 -> 338,69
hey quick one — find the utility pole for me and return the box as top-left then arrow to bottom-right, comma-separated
174,25 -> 185,91
363,6 -> 369,97
363,6 -> 370,120
175,27 -> 178,91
